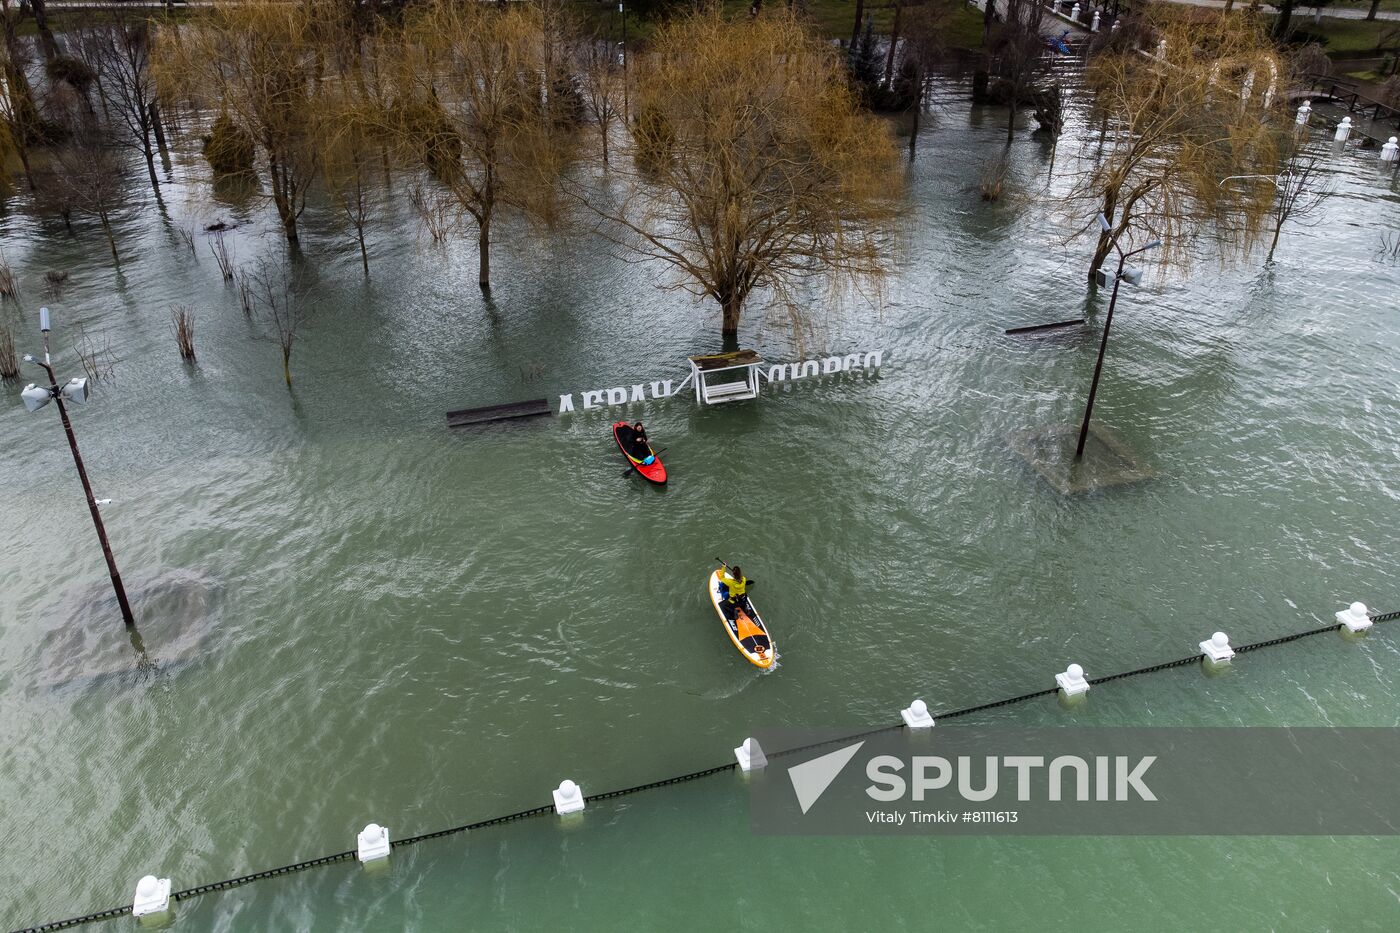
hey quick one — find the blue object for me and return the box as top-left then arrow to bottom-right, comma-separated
643,455 -> 655,465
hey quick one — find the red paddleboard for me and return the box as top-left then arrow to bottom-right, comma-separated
612,421 -> 666,484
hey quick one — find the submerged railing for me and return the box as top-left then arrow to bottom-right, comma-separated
16,603 -> 1398,933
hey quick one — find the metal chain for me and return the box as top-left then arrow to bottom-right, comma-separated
15,609 -> 1394,933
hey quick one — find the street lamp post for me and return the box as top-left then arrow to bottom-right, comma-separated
20,307 -> 137,629
619,1 -> 629,125
1076,220 -> 1161,459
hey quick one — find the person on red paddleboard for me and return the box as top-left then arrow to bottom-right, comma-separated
627,421 -> 655,464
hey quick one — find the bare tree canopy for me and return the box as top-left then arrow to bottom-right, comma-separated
582,7 -> 902,340
388,0 -> 576,292
154,0 -> 320,244
73,9 -> 166,194
1071,11 -> 1285,278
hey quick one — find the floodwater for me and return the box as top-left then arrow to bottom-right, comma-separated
2,67 -> 1399,931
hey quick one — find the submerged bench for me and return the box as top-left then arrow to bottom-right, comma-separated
445,398 -> 552,428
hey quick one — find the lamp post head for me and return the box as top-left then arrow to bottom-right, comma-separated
61,377 -> 89,405
1097,213 -> 1112,233
21,383 -> 53,412
39,307 -> 51,333
1144,239 -> 1162,251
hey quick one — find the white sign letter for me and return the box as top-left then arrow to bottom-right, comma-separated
558,394 -> 575,414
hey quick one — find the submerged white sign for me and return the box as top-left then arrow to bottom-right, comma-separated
557,348 -> 885,414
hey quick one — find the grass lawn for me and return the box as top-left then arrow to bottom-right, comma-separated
1287,15 -> 1400,53
725,0 -> 985,50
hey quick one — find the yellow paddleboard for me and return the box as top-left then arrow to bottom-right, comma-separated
708,570 -> 775,670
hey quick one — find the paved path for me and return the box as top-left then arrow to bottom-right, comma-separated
1152,0 -> 1400,22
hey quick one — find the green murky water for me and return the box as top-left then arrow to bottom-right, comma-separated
2,70 -> 1399,930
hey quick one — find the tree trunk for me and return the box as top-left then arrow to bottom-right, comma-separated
1266,221 -> 1282,263
1224,0 -> 1235,10
100,212 -> 120,269
1273,0 -> 1294,38
16,144 -> 33,192
1007,81 -> 1017,142
1368,0 -> 1381,20
269,155 -> 300,243
983,0 -> 997,39
1088,231 -> 1114,280
851,0 -> 865,49
478,215 -> 491,291
721,293 -> 742,338
30,0 -> 59,61
358,224 -> 369,277
150,102 -> 170,161
884,2 -> 903,89
282,346 -> 292,387
600,121 -> 609,165
143,146 -> 159,193
908,72 -> 924,161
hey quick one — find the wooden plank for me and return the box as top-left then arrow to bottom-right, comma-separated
446,398 -> 552,428
688,349 -> 763,371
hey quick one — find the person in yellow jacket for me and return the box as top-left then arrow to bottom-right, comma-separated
718,564 -> 755,621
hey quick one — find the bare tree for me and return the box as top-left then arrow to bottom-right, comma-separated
76,10 -> 165,194
1069,11 -> 1285,280
244,256 -> 313,387
988,0 -> 1048,143
582,7 -> 901,340
155,0 -> 319,244
899,1 -> 951,160
577,35 -> 621,166
389,0 -> 575,291
52,120 -> 127,269
0,0 -> 43,189
1260,149 -> 1330,263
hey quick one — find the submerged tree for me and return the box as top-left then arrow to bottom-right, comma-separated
577,34 -> 622,165
585,8 -> 901,340
155,0 -> 319,244
0,0 -> 44,189
77,11 -> 166,194
389,0 -> 574,291
51,118 -> 127,269
1070,12 -> 1285,280
244,256 -> 313,387
1260,147 -> 1330,263
988,0 -> 1048,143
898,1 -> 951,159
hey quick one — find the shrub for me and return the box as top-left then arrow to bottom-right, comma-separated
201,113 -> 256,175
